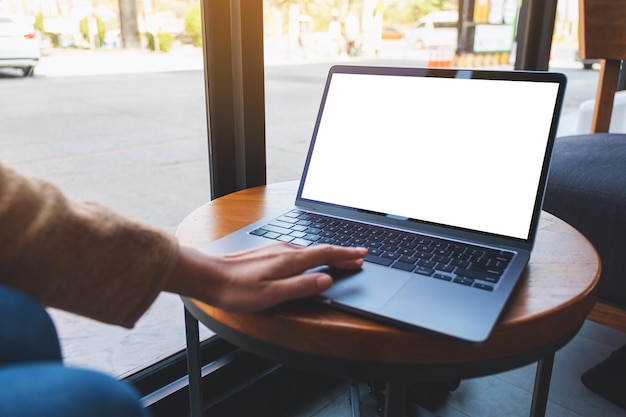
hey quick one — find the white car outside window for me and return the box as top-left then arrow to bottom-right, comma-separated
406,11 -> 458,50
0,14 -> 41,77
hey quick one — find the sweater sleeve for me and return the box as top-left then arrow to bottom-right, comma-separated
0,163 -> 180,328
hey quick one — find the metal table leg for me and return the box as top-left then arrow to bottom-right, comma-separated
384,381 -> 408,417
530,353 -> 555,417
349,380 -> 361,417
185,307 -> 203,417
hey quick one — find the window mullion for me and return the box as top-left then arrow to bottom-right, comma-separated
514,0 -> 558,71
201,0 -> 267,200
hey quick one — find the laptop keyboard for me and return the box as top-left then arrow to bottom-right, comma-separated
250,210 -> 514,292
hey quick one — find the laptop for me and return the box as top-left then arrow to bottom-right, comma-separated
199,65 -> 567,343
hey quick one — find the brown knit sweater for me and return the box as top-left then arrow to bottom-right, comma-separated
0,164 -> 179,328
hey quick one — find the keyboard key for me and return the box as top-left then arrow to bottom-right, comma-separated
450,259 -> 470,268
350,237 -> 367,245
270,219 -> 297,229
415,266 -> 435,276
291,238 -> 313,246
468,263 -> 505,276
391,261 -> 415,272
419,260 -> 437,268
453,277 -> 474,286
399,255 -> 419,264
497,253 -> 514,261
364,254 -> 394,266
432,273 -> 452,281
474,283 -> 494,291
455,268 -> 501,283
277,216 -> 298,223
263,231 -> 281,239
262,224 -> 293,235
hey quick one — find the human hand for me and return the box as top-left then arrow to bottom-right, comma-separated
167,243 -> 367,313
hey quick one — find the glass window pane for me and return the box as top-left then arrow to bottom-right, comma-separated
2,2 -> 214,377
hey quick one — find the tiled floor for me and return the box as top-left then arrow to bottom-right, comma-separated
283,320 -> 626,417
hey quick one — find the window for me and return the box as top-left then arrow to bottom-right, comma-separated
2,0 -> 214,378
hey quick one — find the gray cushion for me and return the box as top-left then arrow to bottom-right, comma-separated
543,133 -> 626,308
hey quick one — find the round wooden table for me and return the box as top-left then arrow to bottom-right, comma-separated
178,182 -> 600,417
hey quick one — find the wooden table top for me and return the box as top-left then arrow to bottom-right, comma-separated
177,182 -> 600,381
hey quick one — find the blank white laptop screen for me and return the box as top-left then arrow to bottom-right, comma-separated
300,73 -> 561,240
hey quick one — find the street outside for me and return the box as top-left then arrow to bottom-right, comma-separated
5,37 -> 594,76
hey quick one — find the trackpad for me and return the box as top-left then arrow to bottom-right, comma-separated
318,266 -> 412,309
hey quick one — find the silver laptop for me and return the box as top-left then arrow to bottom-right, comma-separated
199,65 -> 567,343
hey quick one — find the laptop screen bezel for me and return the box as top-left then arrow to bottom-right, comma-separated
295,65 -> 567,250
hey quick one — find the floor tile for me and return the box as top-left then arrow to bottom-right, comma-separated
284,320 -> 626,417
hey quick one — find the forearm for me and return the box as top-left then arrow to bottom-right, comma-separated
0,164 -> 179,328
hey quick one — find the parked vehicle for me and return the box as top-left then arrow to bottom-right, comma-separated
405,11 -> 458,49
0,14 -> 41,77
